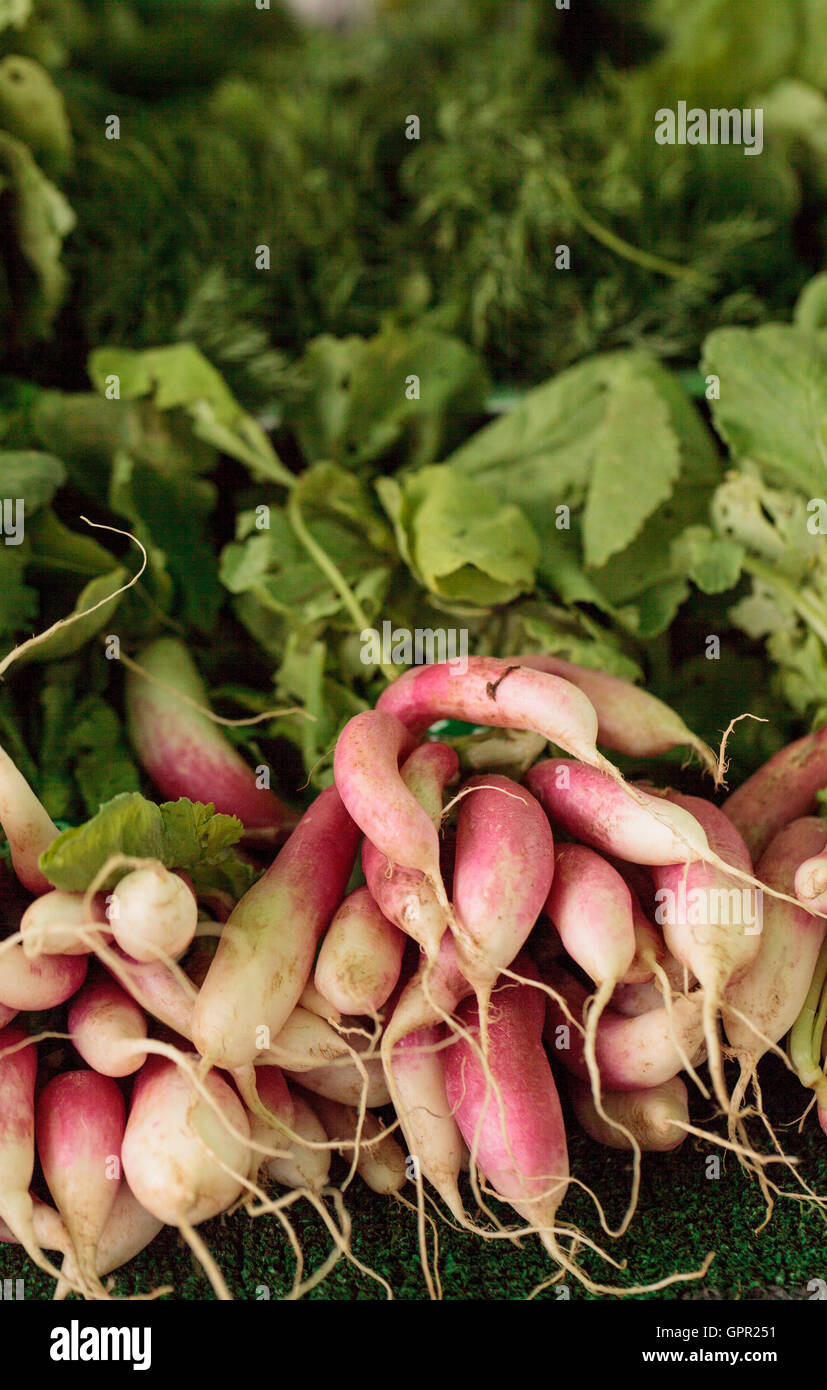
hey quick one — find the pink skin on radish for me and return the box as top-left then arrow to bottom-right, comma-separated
382,930 -> 470,1056
515,653 -> 716,772
544,844 -> 635,992
54,1182 -> 163,1300
724,818 -> 827,1061
0,743 -> 59,893
376,657 -> 603,771
794,845 -> 827,913
192,785 -> 361,1070
525,759 -> 711,865
451,774 -> 554,1003
246,1065 -> 295,1179
21,890 -> 110,958
0,1003 -> 17,1028
108,946 -> 197,1041
569,1076 -> 689,1152
388,1024 -> 465,1221
0,944 -> 86,1011
122,1057 -> 251,1228
333,709 -> 440,884
722,725 -> 827,861
68,975 -> 149,1078
0,1025 -> 70,1283
544,964 -> 705,1090
125,636 -> 294,841
36,1070 -> 126,1296
443,957 -> 569,1252
314,886 -> 405,1015
361,840 -> 448,960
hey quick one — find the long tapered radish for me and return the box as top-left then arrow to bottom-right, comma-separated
361,841 -> 448,960
0,943 -> 86,1010
121,1056 -> 251,1297
451,774 -> 554,1007
0,743 -> 59,892
525,759 -> 711,865
54,1181 -> 163,1300
376,657 -> 603,770
314,887 -> 404,1015
570,1076 -> 689,1152
387,1024 -> 465,1220
724,819 -> 827,1062
794,845 -> 827,913
192,786 -> 360,1069
650,789 -> 758,1112
333,709 -> 443,893
0,1025 -> 71,1285
544,964 -> 706,1090
515,653 -> 717,772
107,865 -> 197,963
722,725 -> 827,861
20,890 -> 110,958
125,636 -> 294,840
37,1070 -> 126,1296
443,958 -> 569,1254
68,975 -> 149,1078
313,1096 -> 406,1194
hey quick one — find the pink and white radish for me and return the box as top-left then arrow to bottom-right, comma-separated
36,1069 -> 126,1297
68,975 -> 149,1077
794,844 -> 827,914
387,1024 -> 465,1221
314,886 -> 404,1015
20,890 -> 110,958
107,865 -> 197,963
0,1025 -> 72,1285
0,942 -> 87,1011
121,1056 -> 251,1297
125,636 -> 294,842
722,725 -> 827,861
192,785 -> 360,1069
0,742 -> 59,893
515,653 -> 716,772
443,957 -> 569,1256
569,1076 -> 689,1152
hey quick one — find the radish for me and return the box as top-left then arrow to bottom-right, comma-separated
121,1056 -> 251,1297
722,725 -> 827,860
107,944 -> 198,1041
107,864 -> 198,963
525,759 -> 711,865
794,844 -> 827,913
20,890 -> 110,958
192,785 -> 360,1069
0,1195 -> 69,1254
294,1054 -> 390,1108
376,657 -> 603,770
125,636 -> 294,841
387,1024 -> 465,1221
569,1076 -> 689,1152
611,950 -> 690,1016
261,1006 -> 357,1072
0,1024 -> 70,1285
361,840 -> 448,961
544,964 -> 706,1090
263,1088 -> 330,1193
299,979 -> 342,1023
0,942 -> 87,1010
724,819 -> 827,1075
0,1003 -> 17,1028
312,1096 -> 406,1194
246,1064 -> 297,1175
314,886 -> 404,1015
451,774 -> 554,1013
0,742 -> 59,892
36,1070 -> 126,1297
54,1181 -> 164,1300
443,957 -> 569,1256
382,930 -> 470,1057
399,741 -> 459,823
68,975 -> 149,1077
333,710 -> 445,906
649,789 -> 758,1114
515,653 -> 717,773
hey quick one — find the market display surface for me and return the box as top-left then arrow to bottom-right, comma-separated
0,0 -> 827,1304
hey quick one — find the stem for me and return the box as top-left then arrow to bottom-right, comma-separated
790,936 -> 827,1088
286,492 -> 397,683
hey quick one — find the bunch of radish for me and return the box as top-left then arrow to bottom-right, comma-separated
1,647 -> 827,1300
